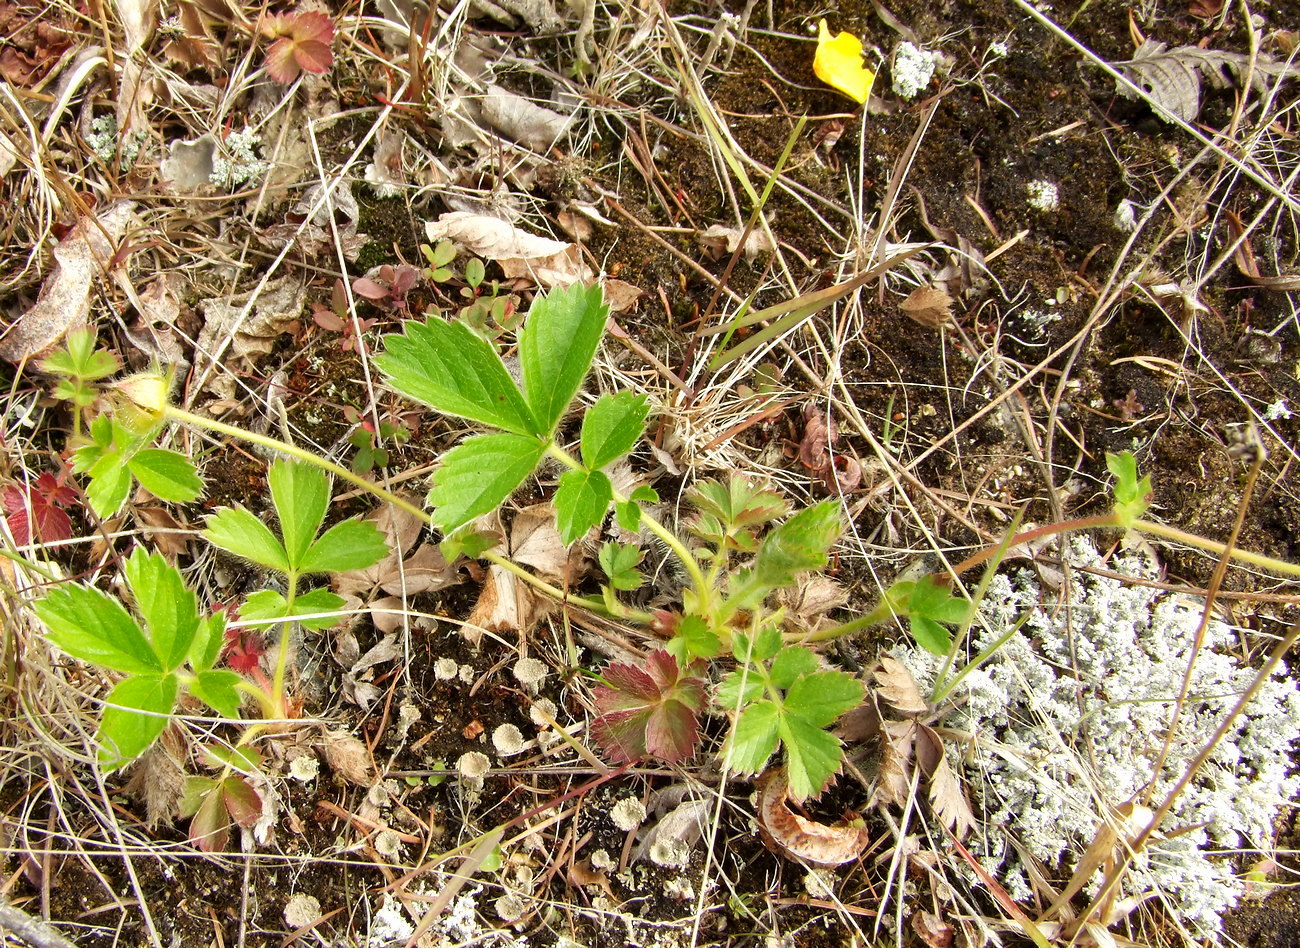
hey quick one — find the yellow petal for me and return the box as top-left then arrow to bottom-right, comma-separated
813,19 -> 875,104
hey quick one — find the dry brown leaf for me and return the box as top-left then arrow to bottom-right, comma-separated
900,285 -> 954,329
697,224 -> 775,262
379,543 -> 458,595
123,272 -> 189,366
262,181 -> 367,260
912,910 -> 954,948
464,564 -> 552,644
915,723 -> 973,838
1115,39 -> 1300,123
872,656 -> 929,715
779,575 -> 849,633
364,128 -> 407,196
568,859 -> 616,899
509,503 -> 570,581
480,84 -> 574,151
602,278 -> 645,312
0,202 -> 137,363
755,768 -> 871,867
873,719 -> 918,808
425,212 -> 593,288
321,729 -> 374,785
134,506 -> 191,557
196,275 -> 306,368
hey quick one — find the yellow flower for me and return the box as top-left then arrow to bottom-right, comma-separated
813,19 -> 875,104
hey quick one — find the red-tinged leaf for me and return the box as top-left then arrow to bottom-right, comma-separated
189,785 -> 232,852
264,37 -> 302,83
222,626 -> 266,675
3,473 -> 78,546
352,277 -> 389,301
592,650 -> 705,764
220,776 -> 263,827
313,310 -> 345,331
291,35 -> 334,76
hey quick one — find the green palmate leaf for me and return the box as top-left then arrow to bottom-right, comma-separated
293,587 -> 348,629
615,485 -> 658,532
726,700 -> 780,773
580,391 -> 650,471
769,646 -> 819,689
598,541 -> 644,591
98,673 -> 179,770
783,670 -> 864,727
377,316 -> 537,435
439,526 -> 502,561
189,613 -> 226,673
518,283 -> 608,434
716,668 -> 764,709
123,549 -> 199,671
778,713 -> 845,802
1108,451 -> 1152,528
301,520 -> 389,574
911,615 -> 952,656
42,328 -> 120,381
189,670 -> 242,718
85,452 -> 132,518
554,468 -> 613,545
752,502 -> 842,589
430,432 -> 547,533
204,508 -> 289,573
268,460 -> 329,570
688,477 -> 789,531
127,449 -> 202,503
673,614 -> 722,661
34,584 -> 161,675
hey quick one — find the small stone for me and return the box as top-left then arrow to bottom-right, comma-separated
1027,179 -> 1060,213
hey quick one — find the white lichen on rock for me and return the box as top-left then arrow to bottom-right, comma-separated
1026,179 -> 1060,212
898,536 -> 1300,935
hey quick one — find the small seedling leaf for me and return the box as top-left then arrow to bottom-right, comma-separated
123,549 -> 200,671
127,449 -> 202,503
204,508 -> 290,573
598,541 -> 644,591
1108,451 -> 1152,528
580,391 -> 650,471
98,673 -> 179,771
430,433 -> 546,534
518,283 -> 608,434
671,613 -> 722,662
377,316 -> 537,435
301,519 -> 389,574
34,584 -> 161,675
439,527 -> 502,561
554,468 -> 613,545
268,461 -> 329,571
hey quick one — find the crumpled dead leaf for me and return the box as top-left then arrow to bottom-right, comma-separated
755,768 -> 871,867
464,564 -> 552,646
134,506 -> 191,558
481,84 -> 574,152
425,212 -> 592,288
321,729 -> 374,785
873,716 -> 973,838
797,404 -> 862,494
777,574 -> 849,634
698,224 -> 775,262
196,275 -> 306,375
263,180 -> 367,260
900,285 -> 953,329
0,201 -> 137,363
509,503 -> 573,581
632,796 -> 710,865
121,271 -> 191,368
872,655 -> 929,715
912,910 -> 954,948
338,631 -> 402,709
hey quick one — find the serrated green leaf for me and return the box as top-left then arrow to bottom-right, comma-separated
292,587 -> 347,630
239,590 -> 288,626
268,461 -> 329,571
778,713 -> 844,802
123,549 -> 199,671
439,527 -> 502,561
34,585 -> 161,675
675,614 -> 722,661
784,670 -> 864,727
518,283 -> 608,434
716,669 -> 764,709
908,575 -> 971,625
98,673 -> 179,771
127,449 -> 202,503
770,646 -> 819,689
189,613 -> 226,672
911,615 -> 952,656
204,508 -> 289,573
752,502 -> 841,589
189,670 -> 243,718
554,468 -> 613,545
614,499 -> 641,532
725,700 -> 780,774
377,316 -> 537,435
688,478 -> 788,531
85,454 -> 132,518
430,433 -> 547,534
598,541 -> 644,591
580,392 -> 649,471
301,520 -> 388,574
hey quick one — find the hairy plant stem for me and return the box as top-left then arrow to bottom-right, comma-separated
162,406 -> 616,617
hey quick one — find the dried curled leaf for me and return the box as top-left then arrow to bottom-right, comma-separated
1114,39 -> 1300,123
755,768 -> 871,867
900,285 -> 953,329
872,656 -> 929,715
